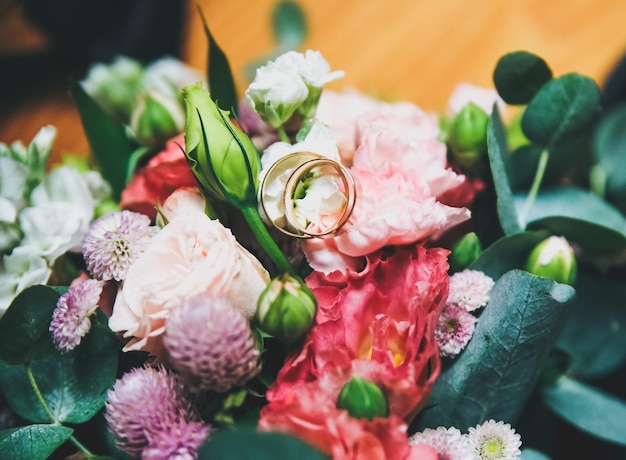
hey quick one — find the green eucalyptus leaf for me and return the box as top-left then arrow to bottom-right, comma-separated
0,324 -> 119,424
272,0 -> 307,48
542,376 -> 626,446
411,270 -> 575,431
505,144 -> 543,191
521,448 -> 552,460
557,273 -> 626,379
0,424 -> 73,460
69,78 -> 135,200
197,7 -> 238,115
591,103 -> 626,212
493,51 -> 553,105
0,285 -> 59,365
521,73 -> 600,148
198,429 -> 329,459
514,187 -> 626,251
487,107 -> 522,235
469,230 -> 550,279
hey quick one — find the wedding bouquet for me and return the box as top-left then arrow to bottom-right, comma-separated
1,8 -> 626,460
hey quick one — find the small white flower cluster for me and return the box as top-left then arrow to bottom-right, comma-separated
410,419 -> 522,460
0,127 -> 112,317
436,269 -> 495,358
245,50 -> 345,128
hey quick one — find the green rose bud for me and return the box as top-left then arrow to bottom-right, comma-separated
336,376 -> 388,421
256,273 -> 317,344
450,232 -> 483,272
448,102 -> 489,177
526,236 -> 577,285
130,90 -> 185,146
182,82 -> 261,207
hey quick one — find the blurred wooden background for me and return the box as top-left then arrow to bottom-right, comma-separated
1,0 -> 626,161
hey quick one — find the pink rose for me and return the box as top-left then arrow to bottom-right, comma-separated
259,381 -> 437,460
109,211 -> 269,357
268,245 -> 449,422
157,186 -> 206,222
120,134 -> 199,220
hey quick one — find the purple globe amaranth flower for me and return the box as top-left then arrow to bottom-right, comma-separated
83,210 -> 157,281
468,419 -> 522,460
49,279 -> 104,352
409,426 -> 474,460
435,304 -> 477,358
105,366 -> 207,458
142,420 -> 210,460
447,269 -> 495,312
163,294 -> 261,393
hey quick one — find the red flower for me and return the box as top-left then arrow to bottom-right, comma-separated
120,134 -> 198,220
259,381 -> 437,460
267,245 -> 449,422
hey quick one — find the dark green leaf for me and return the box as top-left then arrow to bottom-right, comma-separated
591,103 -> 626,213
521,73 -> 600,148
272,0 -> 307,48
198,429 -> 329,459
69,78 -> 135,200
557,273 -> 626,379
493,51 -> 553,105
197,7 -> 238,115
0,324 -> 119,424
542,376 -> 626,446
125,146 -> 151,184
515,187 -> 626,251
487,107 -> 522,235
469,230 -> 550,279
505,144 -> 543,191
0,424 -> 73,460
411,270 -> 575,431
0,285 -> 59,364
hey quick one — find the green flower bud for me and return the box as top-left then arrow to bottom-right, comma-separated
448,102 -> 489,177
182,82 -> 261,207
256,273 -> 317,344
130,90 -> 185,146
450,232 -> 483,272
526,236 -> 577,285
336,376 -> 388,421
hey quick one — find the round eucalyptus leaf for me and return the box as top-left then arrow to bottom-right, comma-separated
493,51 -> 553,105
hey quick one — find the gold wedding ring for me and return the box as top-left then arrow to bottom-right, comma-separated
259,151 -> 357,238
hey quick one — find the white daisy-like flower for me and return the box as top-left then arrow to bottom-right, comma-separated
467,419 -> 522,460
410,426 -> 474,460
83,210 -> 158,281
447,269 -> 495,312
435,305 -> 477,358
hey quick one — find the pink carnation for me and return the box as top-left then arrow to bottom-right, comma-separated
268,245 -> 449,423
121,134 -> 199,220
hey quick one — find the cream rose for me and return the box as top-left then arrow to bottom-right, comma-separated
109,211 -> 270,356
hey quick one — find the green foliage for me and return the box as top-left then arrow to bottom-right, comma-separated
198,7 -> 239,115
521,448 -> 552,460
493,51 -> 553,105
69,78 -> 136,200
541,376 -> 626,446
0,285 -> 59,365
0,324 -> 119,424
411,270 -> 575,431
0,424 -> 73,460
486,107 -> 522,235
272,1 -> 308,48
198,429 -> 329,459
521,73 -> 600,148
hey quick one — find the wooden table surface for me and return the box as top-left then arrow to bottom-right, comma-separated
2,0 -> 626,162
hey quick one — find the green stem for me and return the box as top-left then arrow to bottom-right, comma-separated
241,205 -> 295,274
276,125 -> 290,143
25,364 -> 96,458
519,148 -> 549,226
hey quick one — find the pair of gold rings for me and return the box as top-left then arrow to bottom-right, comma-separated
259,152 -> 357,238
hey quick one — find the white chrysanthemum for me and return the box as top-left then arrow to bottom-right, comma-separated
409,426 -> 474,460
83,210 -> 157,281
435,305 -> 477,358
467,419 -> 522,460
447,270 -> 495,312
